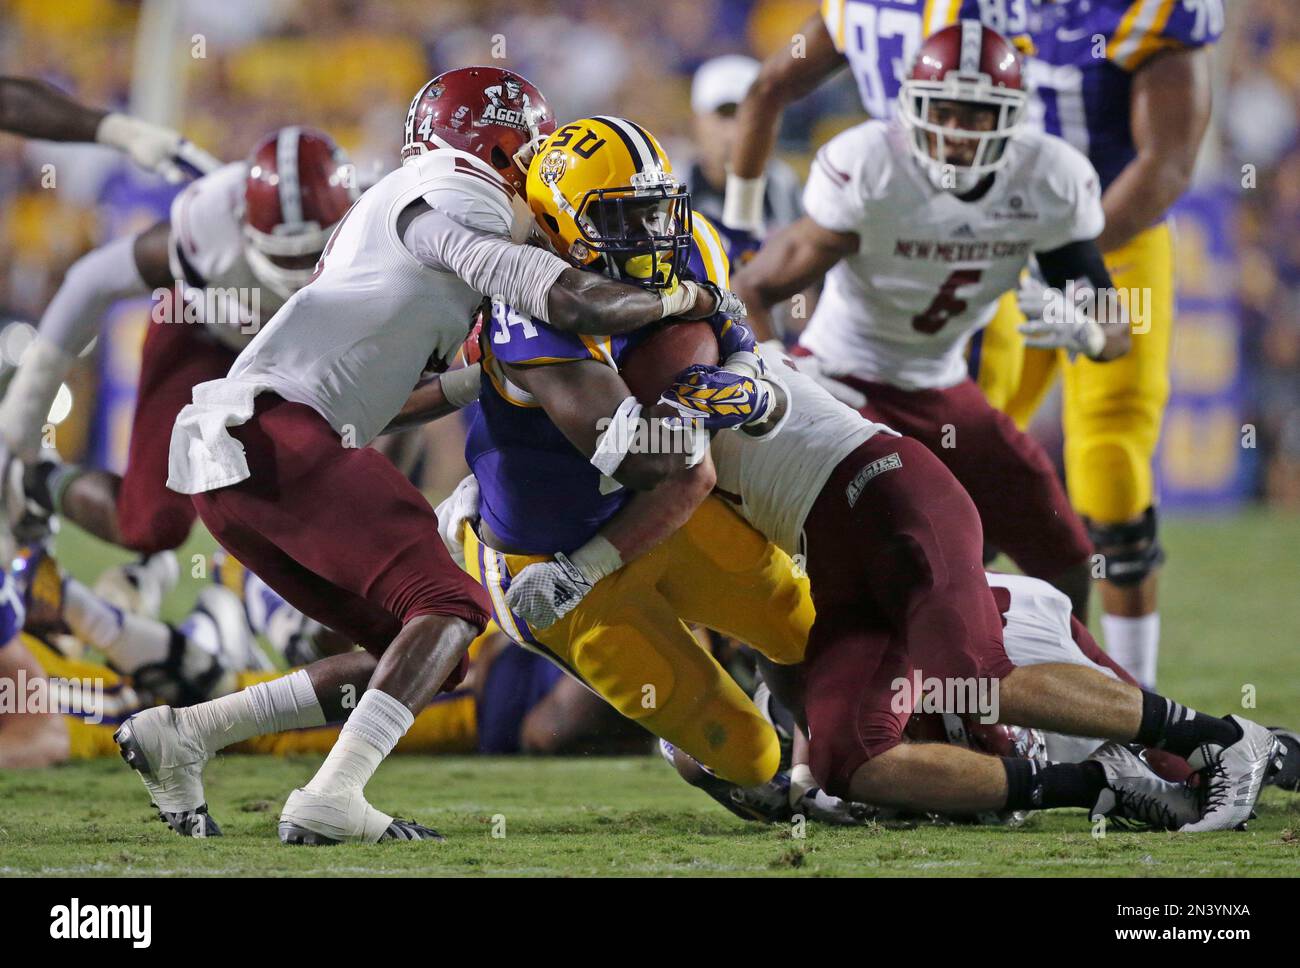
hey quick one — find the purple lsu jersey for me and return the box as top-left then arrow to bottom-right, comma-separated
466,227 -> 730,555
823,0 -> 1223,190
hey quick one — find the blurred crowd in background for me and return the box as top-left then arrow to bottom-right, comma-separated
0,0 -> 1296,507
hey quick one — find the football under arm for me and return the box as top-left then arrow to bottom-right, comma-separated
1096,47 -> 1212,254
503,357 -> 701,493
731,216 -> 859,340
0,75 -> 105,141
0,225 -> 159,458
0,638 -> 71,768
1034,238 -> 1131,361
726,13 -> 846,226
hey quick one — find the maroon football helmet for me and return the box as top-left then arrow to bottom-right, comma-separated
242,126 -> 357,298
898,21 -> 1028,192
401,66 -> 555,195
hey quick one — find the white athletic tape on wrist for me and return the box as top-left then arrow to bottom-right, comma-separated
722,172 -> 767,232
590,395 -> 643,480
95,112 -> 134,150
789,764 -> 818,807
567,533 -> 624,585
439,363 -> 482,410
659,280 -> 701,319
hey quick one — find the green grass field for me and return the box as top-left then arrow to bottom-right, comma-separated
0,511 -> 1297,877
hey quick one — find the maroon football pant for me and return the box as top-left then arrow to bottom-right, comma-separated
842,376 -> 1093,581
116,320 -> 239,553
802,434 -> 1014,797
191,394 -> 491,655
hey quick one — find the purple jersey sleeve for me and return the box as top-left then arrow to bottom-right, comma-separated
484,297 -> 606,366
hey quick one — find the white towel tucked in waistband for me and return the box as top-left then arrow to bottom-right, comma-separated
167,377 -> 271,495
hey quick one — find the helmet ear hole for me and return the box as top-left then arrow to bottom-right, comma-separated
542,213 -> 560,234
491,146 -> 511,171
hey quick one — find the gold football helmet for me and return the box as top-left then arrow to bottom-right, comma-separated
526,116 -> 692,290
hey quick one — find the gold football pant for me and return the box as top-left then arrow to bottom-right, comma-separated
974,221 -> 1174,524
464,496 -> 814,787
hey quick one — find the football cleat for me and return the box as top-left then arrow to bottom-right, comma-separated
278,787 -> 444,845
1264,727 -> 1300,792
115,706 -> 218,837
1181,716 -> 1280,832
93,550 -> 179,620
1088,741 -> 1200,831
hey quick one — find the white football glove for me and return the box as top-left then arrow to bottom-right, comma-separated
1016,275 -> 1106,361
96,113 -> 221,183
433,475 -> 481,569
784,349 -> 867,409
505,553 -> 593,630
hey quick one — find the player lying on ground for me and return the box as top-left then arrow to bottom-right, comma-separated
0,551 -> 645,769
0,75 -> 218,179
732,24 -> 1128,624
116,68 -> 751,844
0,127 -> 356,615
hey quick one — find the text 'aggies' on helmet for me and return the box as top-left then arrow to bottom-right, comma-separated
526,116 -> 693,292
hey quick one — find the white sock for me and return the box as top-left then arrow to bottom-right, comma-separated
64,578 -> 170,672
1101,612 -> 1160,690
176,669 -> 325,755
304,689 -> 412,794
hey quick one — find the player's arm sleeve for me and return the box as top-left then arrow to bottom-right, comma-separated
1034,239 -> 1115,295
403,203 -> 568,321
801,130 -> 870,239
38,233 -> 149,355
1107,0 -> 1223,72
0,233 -> 148,456
1035,141 -> 1107,252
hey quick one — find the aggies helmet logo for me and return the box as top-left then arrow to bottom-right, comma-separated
479,76 -> 533,130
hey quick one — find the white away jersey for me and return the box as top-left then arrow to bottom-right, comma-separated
167,161 -> 289,349
222,148 -> 558,448
711,343 -> 895,558
799,120 -> 1104,390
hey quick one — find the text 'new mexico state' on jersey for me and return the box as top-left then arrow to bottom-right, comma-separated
798,119 -> 1103,390
467,216 -> 732,555
822,0 -> 1222,191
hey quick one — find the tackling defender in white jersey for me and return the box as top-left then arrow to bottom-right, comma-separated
702,345 -> 1279,831
117,67 -> 748,844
